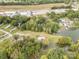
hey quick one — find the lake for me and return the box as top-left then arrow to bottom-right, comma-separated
57,29 -> 79,42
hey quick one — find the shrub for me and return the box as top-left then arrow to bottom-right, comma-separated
0,36 -> 42,59
0,0 -> 64,5
68,44 -> 78,52
47,48 -> 65,59
57,37 -> 72,47
63,55 -> 69,59
68,40 -> 79,52
0,51 -> 8,59
75,53 -> 79,59
40,55 -> 48,59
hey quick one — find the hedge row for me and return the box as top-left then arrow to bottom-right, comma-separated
0,0 -> 64,5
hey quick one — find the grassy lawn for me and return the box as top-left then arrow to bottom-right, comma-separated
0,31 -> 5,36
0,39 -> 13,50
4,26 -> 15,32
17,31 -> 62,43
11,28 -> 20,34
0,24 -> 8,29
0,24 -> 19,34
0,3 -> 64,11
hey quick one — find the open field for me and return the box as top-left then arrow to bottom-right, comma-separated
0,3 -> 65,11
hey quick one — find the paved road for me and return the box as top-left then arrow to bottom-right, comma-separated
0,9 -> 67,17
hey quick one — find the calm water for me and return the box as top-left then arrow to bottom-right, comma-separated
57,29 -> 79,42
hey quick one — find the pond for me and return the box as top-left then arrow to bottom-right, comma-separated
57,29 -> 79,42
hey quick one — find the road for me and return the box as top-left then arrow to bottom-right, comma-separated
0,9 -> 67,17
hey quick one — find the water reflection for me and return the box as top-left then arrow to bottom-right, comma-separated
57,29 -> 79,42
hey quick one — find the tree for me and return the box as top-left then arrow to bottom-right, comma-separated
47,48 -> 65,59
64,0 -> 72,5
57,37 -> 72,47
0,16 -> 4,24
40,55 -> 48,59
5,36 -> 42,59
0,51 -> 8,59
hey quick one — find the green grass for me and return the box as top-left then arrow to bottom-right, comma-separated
0,24 -> 8,29
4,26 -> 14,32
18,31 -> 62,43
11,28 -> 19,34
0,39 -> 13,50
0,24 -> 18,35
0,31 -> 5,36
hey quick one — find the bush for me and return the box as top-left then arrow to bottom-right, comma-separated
0,36 -> 42,59
68,40 -> 79,52
40,55 -> 48,59
75,53 -> 79,59
57,37 -> 72,47
47,48 -> 65,59
0,51 -> 8,59
63,55 -> 69,59
68,44 -> 78,52
20,15 -> 60,34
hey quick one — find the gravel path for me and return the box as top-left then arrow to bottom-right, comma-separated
0,29 -> 12,41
